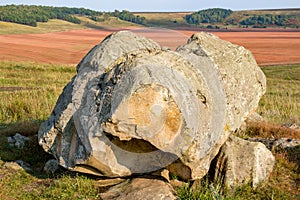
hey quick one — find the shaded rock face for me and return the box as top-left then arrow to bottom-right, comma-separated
38,31 -> 266,180
210,135 -> 275,189
7,133 -> 30,149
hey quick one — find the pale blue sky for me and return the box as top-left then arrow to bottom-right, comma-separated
0,0 -> 299,12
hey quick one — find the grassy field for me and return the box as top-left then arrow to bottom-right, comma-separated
259,64 -> 300,124
0,61 -> 299,199
0,20 -> 87,34
0,61 -> 76,124
0,17 -> 139,35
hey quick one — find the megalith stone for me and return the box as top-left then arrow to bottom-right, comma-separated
38,31 -> 266,180
209,135 -> 275,189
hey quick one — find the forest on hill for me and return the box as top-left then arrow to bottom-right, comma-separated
0,5 -> 299,29
0,5 -> 145,27
185,8 -> 300,28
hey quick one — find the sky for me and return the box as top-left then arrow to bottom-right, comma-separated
0,0 -> 299,12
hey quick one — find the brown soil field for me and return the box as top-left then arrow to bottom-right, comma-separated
180,30 -> 300,66
0,28 -> 299,66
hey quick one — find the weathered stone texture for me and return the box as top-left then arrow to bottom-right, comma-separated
210,135 -> 275,188
38,31 -> 266,181
99,177 -> 177,200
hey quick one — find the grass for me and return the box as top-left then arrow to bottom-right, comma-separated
0,20 -> 87,34
77,16 -> 141,29
258,64 -> 300,124
134,12 -> 191,27
0,61 -> 76,123
0,17 -> 140,35
0,61 -> 299,199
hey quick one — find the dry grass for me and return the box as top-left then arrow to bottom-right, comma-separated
0,17 -> 139,35
245,121 -> 300,140
0,20 -> 86,35
0,61 -> 76,124
134,12 -> 190,27
258,64 -> 300,124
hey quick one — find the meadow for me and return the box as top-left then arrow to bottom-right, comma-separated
0,61 -> 299,199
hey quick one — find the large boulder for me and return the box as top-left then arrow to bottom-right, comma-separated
38,31 -> 266,180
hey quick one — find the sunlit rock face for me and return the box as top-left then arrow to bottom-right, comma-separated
38,31 -> 266,180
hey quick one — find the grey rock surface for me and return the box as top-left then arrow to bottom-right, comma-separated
248,137 -> 300,151
7,133 -> 30,149
38,31 -> 266,180
99,177 -> 177,200
43,159 -> 59,174
210,135 -> 275,189
4,160 -> 32,171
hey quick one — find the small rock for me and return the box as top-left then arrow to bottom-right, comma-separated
100,177 -> 177,200
170,179 -> 188,190
97,178 -> 127,188
248,138 -> 300,151
273,138 -> 300,150
167,161 -> 192,181
210,135 -> 275,189
7,133 -> 30,149
4,162 -> 24,171
16,160 -> 32,171
151,169 -> 170,182
4,160 -> 32,171
43,159 -> 59,174
282,123 -> 300,130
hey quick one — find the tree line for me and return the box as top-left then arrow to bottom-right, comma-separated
0,5 -> 146,27
185,8 -> 233,25
185,8 -> 300,28
239,14 -> 299,28
89,10 -> 146,25
112,10 -> 146,25
1,5 -> 299,29
0,5 -> 100,26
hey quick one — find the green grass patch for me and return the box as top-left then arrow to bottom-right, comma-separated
0,61 -> 76,123
258,64 -> 300,124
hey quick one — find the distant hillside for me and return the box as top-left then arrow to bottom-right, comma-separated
185,8 -> 300,28
185,8 -> 233,24
0,5 -> 96,26
0,5 -> 145,27
136,8 -> 300,29
0,5 -> 299,31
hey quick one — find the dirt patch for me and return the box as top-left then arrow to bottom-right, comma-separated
179,30 -> 300,66
0,29 -> 299,65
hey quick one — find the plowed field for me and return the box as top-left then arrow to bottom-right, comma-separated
0,28 -> 299,66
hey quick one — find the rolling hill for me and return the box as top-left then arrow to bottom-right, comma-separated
0,5 -> 300,34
